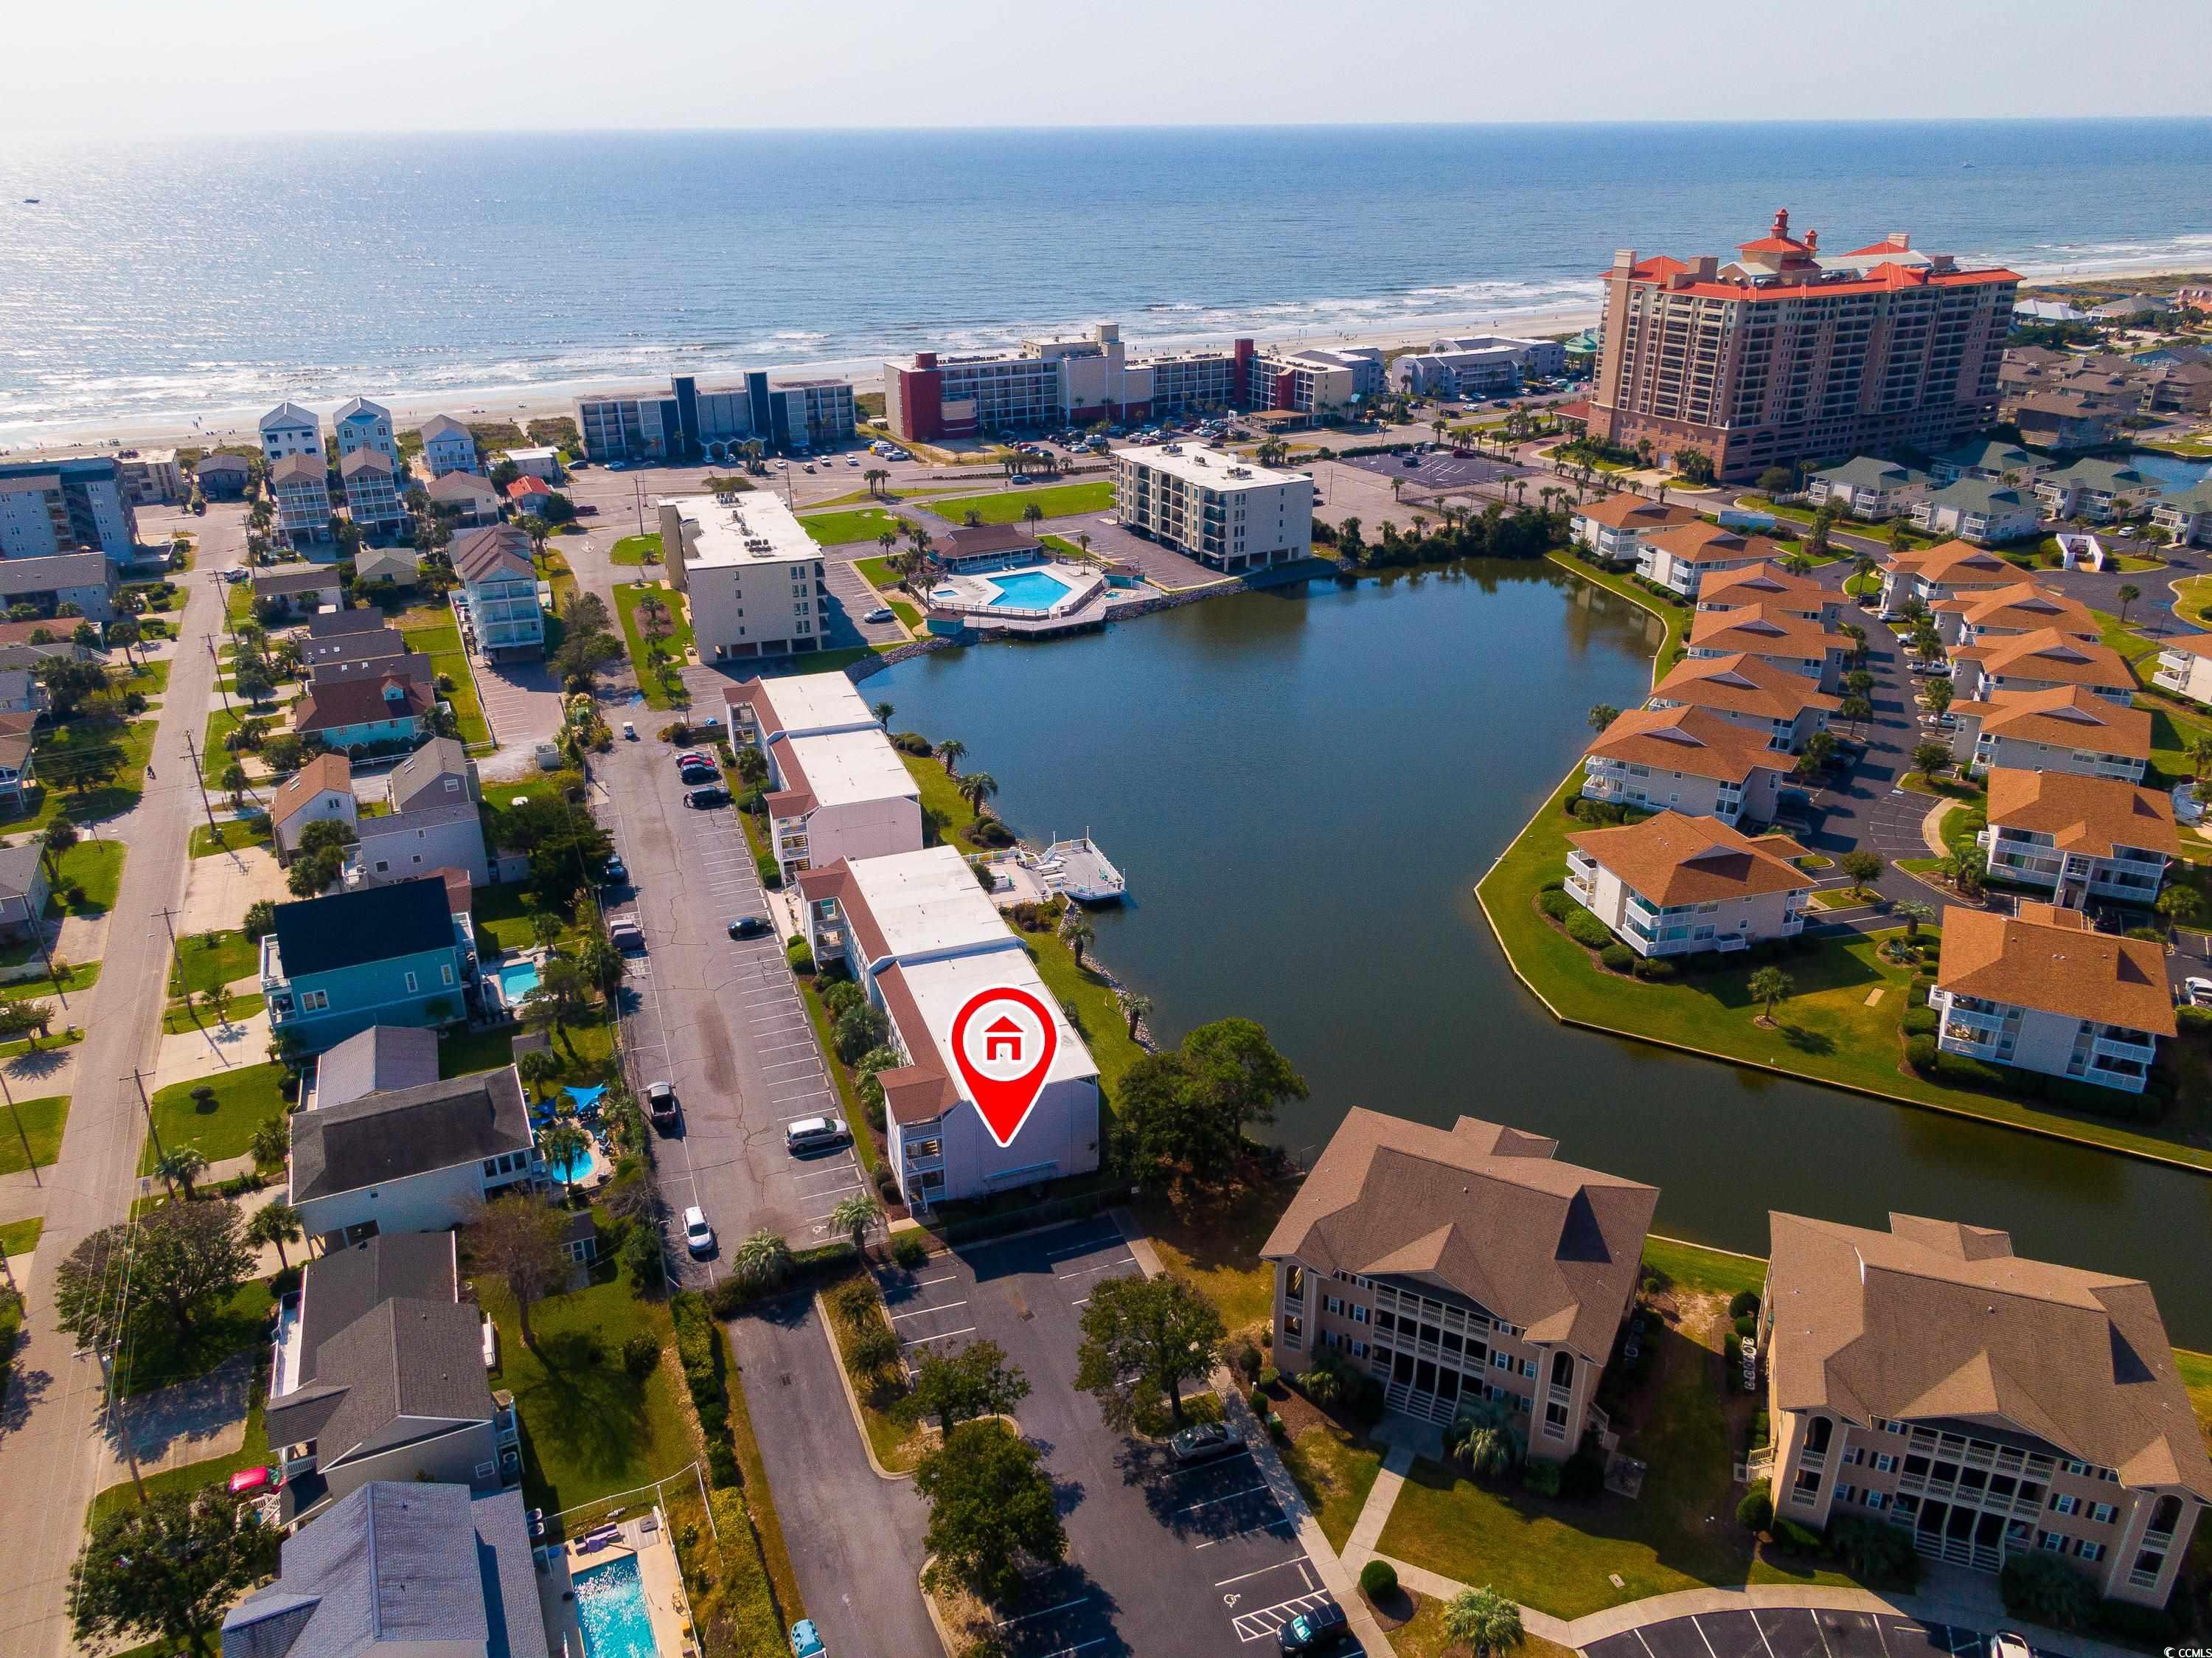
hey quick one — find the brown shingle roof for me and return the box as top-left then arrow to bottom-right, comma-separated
1686,603 -> 1849,662
1571,495 -> 1700,533
1584,704 -> 1791,785
1938,901 -> 2176,1034
1649,653 -> 1842,722
1884,539 -> 2018,587
450,524 -> 534,584
271,752 -> 354,828
1933,582 -> 2097,639
1641,521 -> 1790,566
939,524 -> 1043,559
1950,687 -> 2151,760
1952,628 -> 2132,693
270,453 -> 325,485
294,677 -> 433,736
1568,811 -> 1812,906
1261,1109 -> 1658,1359
1694,561 -> 1829,611
1983,766 -> 2180,861
2159,632 -> 2212,662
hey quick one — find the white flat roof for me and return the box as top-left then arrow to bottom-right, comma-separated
664,491 -> 821,572
504,445 -> 561,462
1113,445 -> 1310,490
751,673 -> 877,738
848,846 -> 1009,959
902,950 -> 1098,1091
785,727 -> 918,811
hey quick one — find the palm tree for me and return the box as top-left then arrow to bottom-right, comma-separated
1121,991 -> 1152,1040
1443,1586 -> 1526,1658
246,1201 -> 305,1270
957,771 -> 998,822
220,762 -> 249,808
1021,502 -> 1044,538
39,818 -> 77,886
732,1228 -> 793,1292
1450,1401 -> 1523,1480
830,1192 -> 882,1256
865,468 -> 888,497
1061,912 -> 1095,971
1747,966 -> 1793,1027
937,738 -> 967,776
1075,530 -> 1092,561
156,1145 -> 209,1204
1895,900 -> 1935,940
517,1047 -> 562,1102
872,700 -> 894,730
1587,704 -> 1620,734
2115,583 -> 2141,624
962,507 -> 984,527
541,1121 -> 590,1207
2191,735 -> 2212,780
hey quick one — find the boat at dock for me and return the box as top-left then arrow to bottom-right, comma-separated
1035,833 -> 1126,903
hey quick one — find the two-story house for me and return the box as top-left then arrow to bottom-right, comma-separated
1756,1210 -> 2208,1605
1949,628 -> 2134,707
1260,1107 -> 1658,1444
1565,810 -> 1812,958
1582,705 -> 1795,826
338,448 -> 405,535
1637,522 -> 1789,599
1568,495 -> 1700,566
349,797 -> 490,889
1944,688 -> 2151,784
725,676 -> 922,880
2034,459 -> 2161,524
1877,540 -> 2021,619
427,467 -> 503,527
1931,581 -> 2097,650
268,453 -> 333,547
2150,479 -> 2212,549
333,397 -> 399,470
260,400 -> 321,464
389,735 -> 481,813
1806,457 -> 1929,518
252,563 -> 344,618
265,1232 -> 518,1522
1979,767 -> 2178,909
1646,653 -> 1839,754
417,413 -> 480,477
270,752 -> 359,861
797,846 -> 1099,1212
451,524 -> 545,659
2152,633 -> 2212,705
262,878 -> 475,1050
1684,603 -> 1850,692
1909,480 -> 2041,547
0,842 -> 52,943
295,673 -> 434,752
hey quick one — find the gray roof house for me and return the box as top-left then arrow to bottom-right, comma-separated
312,1024 -> 441,1111
220,1480 -> 549,1658
350,794 -> 490,887
307,608 -> 397,641
0,550 -> 116,623
1807,457 -> 1930,517
389,735 -> 481,814
287,1067 -> 535,1245
0,842 -> 52,941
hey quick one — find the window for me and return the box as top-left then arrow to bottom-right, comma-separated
2039,1532 -> 2065,1553
1281,1313 -> 1302,1350
1874,1453 -> 1897,1474
1350,1341 -> 1368,1360
299,989 -> 329,1012
2073,1540 -> 2104,1563
1520,1359 -> 1537,1379
1842,1446 -> 1864,1466
1351,1305 -> 1368,1325
404,971 -> 419,993
2089,1502 -> 2116,1525
1864,1491 -> 1888,1511
1834,1484 -> 1857,1505
1323,1295 -> 1343,1316
1492,1350 -> 1512,1371
2051,1494 -> 2079,1516
440,964 -> 454,986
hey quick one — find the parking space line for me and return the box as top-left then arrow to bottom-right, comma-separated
1192,1519 -> 1293,1549
995,1595 -> 1091,1628
901,1325 -> 976,1345
1631,1628 -> 1660,1658
1056,1257 -> 1136,1280
1750,1610 -> 1785,1658
888,1300 -> 967,1321
1691,1614 -> 1722,1658
1213,1557 -> 1308,1588
1178,1483 -> 1272,1516
1043,1234 -> 1124,1260
1810,1611 -> 1837,1658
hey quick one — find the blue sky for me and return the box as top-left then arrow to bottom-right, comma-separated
11,0 -> 2210,133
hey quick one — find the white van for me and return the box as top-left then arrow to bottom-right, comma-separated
785,1115 -> 849,1154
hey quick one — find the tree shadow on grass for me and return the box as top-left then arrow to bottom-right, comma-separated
511,1327 -> 659,1513
1778,1025 -> 1837,1057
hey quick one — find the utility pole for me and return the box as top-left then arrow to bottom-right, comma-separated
181,731 -> 221,839
150,903 -> 181,948
0,1066 -> 38,1187
124,1067 -> 169,1178
89,1345 -> 147,1501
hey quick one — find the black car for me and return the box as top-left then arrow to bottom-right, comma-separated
685,785 -> 729,809
728,916 -> 772,940
678,764 -> 719,786
1276,1600 -> 1349,1653
602,856 -> 628,884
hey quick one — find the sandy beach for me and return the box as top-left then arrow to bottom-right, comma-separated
7,263 -> 2202,460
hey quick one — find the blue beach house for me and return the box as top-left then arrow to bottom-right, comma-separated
263,877 -> 475,1051
294,673 -> 434,753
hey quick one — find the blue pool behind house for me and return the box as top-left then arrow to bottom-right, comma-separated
988,570 -> 1074,608
572,1555 -> 658,1658
498,960 -> 541,1002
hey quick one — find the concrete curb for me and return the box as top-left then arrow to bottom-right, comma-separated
813,1288 -> 911,1484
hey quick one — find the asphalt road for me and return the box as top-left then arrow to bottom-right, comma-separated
1583,1606 -> 2043,1658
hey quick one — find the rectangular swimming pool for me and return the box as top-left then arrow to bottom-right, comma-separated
572,1554 -> 659,1658
987,569 -> 1074,608
498,960 -> 541,1002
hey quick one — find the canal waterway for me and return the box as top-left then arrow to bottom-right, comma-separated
874,562 -> 2212,1345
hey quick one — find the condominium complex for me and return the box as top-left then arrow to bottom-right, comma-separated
1945,687 -> 2151,783
1979,767 -> 2177,909
1581,704 -> 1793,825
1635,522 -> 1789,598
1910,480 -> 2041,547
1590,214 -> 2018,482
1950,628 -> 2134,706
1684,603 -> 1850,691
576,370 -> 856,463
1758,1210 -> 2206,1600
1566,811 -> 1812,957
725,675 -> 922,880
1112,444 -> 1312,572
2152,632 -> 2212,703
1876,540 -> 2020,618
660,490 -> 830,661
1260,1107 -> 1658,1440
1646,651 -> 1839,753
1933,582 -> 2096,650
0,457 -> 142,563
797,845 -> 1101,1210
1389,336 -> 1567,399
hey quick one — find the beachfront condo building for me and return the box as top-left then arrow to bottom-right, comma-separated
271,452 -> 334,546
261,400 -> 323,463
1260,1106 -> 1658,1441
576,371 -> 856,464
1589,214 -> 2018,482
449,524 -> 544,659
1113,445 -> 1312,573
334,397 -> 399,469
339,448 -> 405,533
1565,810 -> 1812,957
797,845 -> 1101,1210
1978,767 -> 2178,910
1388,336 -> 1567,399
1944,687 -> 2151,784
1757,1210 -> 2207,1602
0,457 -> 142,563
661,490 -> 829,662
724,674 -> 922,881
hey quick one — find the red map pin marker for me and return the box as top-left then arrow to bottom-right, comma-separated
949,985 -> 1059,1149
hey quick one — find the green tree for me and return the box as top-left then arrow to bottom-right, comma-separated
1443,1585 -> 1526,1658
731,1228 -> 793,1293
156,1145 -> 210,1203
1119,991 -> 1152,1040
1840,849 -> 1884,897
1747,965 -> 1795,1027
936,737 -> 967,775
872,699 -> 894,730
1060,911 -> 1095,970
1894,900 -> 1935,939
914,1420 -> 1068,1608
0,1000 -> 54,1049
517,1047 -> 563,1101
1924,675 -> 1954,717
956,770 -> 999,821
245,1200 -> 304,1270
2156,886 -> 2202,928
53,1201 -> 250,1351
1181,1017 -> 1309,1140
1115,1051 -> 1239,1183
523,958 -> 595,1058
2115,582 -> 2140,624
577,932 -> 625,1002
38,817 -> 77,886
1795,731 -> 1837,779
830,1190 -> 883,1255
69,1488 -> 278,1656
1074,1272 -> 1224,1430
248,1114 -> 291,1171
1450,1397 -> 1525,1480
900,1338 -> 1032,1435
1837,695 -> 1872,732
1911,740 -> 1954,781
1756,466 -> 1795,496
1587,704 -> 1619,734
470,1193 -> 566,1348
242,899 -> 278,941
540,1120 -> 591,1206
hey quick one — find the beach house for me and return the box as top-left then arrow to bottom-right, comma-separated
260,400 -> 321,464
1876,540 -> 2020,618
417,412 -> 480,476
287,1064 -> 535,1244
269,454 -> 333,547
333,397 -> 399,469
450,524 -> 545,659
262,878 -> 475,1050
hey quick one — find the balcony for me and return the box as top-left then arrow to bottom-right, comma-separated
2091,1033 -> 2157,1065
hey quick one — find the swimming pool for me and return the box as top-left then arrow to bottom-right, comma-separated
546,1137 -> 602,1187
498,960 -> 540,1002
572,1554 -> 659,1658
987,569 -> 1074,608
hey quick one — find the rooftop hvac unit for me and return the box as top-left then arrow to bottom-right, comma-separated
715,493 -> 735,505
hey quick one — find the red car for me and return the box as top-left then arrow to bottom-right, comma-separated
228,1466 -> 276,1496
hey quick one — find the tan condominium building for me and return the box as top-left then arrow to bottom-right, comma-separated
1262,1108 -> 1658,1446
1685,603 -> 1851,691
1933,901 -> 2176,1091
1931,582 -> 2096,651
723,674 -> 922,881
1876,539 -> 2019,619
1634,521 -> 1789,599
1949,628 -> 2134,707
1582,704 -> 1795,826
1757,1210 -> 2208,1603
660,490 -> 830,662
1113,443 -> 1312,573
1944,687 -> 2151,785
1692,561 -> 1840,625
1646,652 -> 1840,755
1980,768 -> 2178,910
1568,495 -> 1700,566
1590,214 -> 2017,483
1565,810 -> 1812,958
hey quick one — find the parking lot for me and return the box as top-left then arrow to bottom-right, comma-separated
1585,1608 -> 2024,1658
1342,450 -> 1528,491
877,1218 -> 1353,1655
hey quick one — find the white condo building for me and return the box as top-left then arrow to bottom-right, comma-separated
1113,444 -> 1312,573
660,491 -> 830,662
798,847 -> 1101,1210
724,676 -> 922,880
261,401 -> 323,464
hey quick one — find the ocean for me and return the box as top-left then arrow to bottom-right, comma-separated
4,119 -> 2211,444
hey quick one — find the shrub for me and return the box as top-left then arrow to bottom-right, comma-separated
1632,956 -> 1676,981
2000,1550 -> 2099,1630
1561,1445 -> 1607,1500
1539,876 -> 1565,893
1828,1515 -> 1920,1588
1905,1033 -> 1939,1072
2177,1005 -> 2212,1037
1358,1560 -> 1398,1600
1728,1289 -> 1761,1319
1522,1457 -> 1562,1496
1599,943 -> 1635,973
1537,889 -> 1576,922
785,940 -> 815,975
1773,1518 -> 1822,1555
754,851 -> 782,889
1899,1005 -> 1938,1036
1565,909 -> 1613,949
2096,1598 -> 2179,1644
1258,1366 -> 1281,1391
1733,1315 -> 1757,1339
622,1333 -> 660,1381
1736,1488 -> 1773,1534
891,1232 -> 929,1269
872,1164 -> 898,1201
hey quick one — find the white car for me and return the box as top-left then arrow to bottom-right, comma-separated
2184,977 -> 2212,1009
683,1206 -> 715,1256
1989,1633 -> 2032,1658
2173,782 -> 2206,827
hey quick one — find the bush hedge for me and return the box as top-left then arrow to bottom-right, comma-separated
1599,943 -> 1635,973
1899,1005 -> 1938,1036
1736,1488 -> 1773,1533
1632,956 -> 1676,981
1522,1457 -> 1562,1496
1537,889 -> 1577,922
672,1291 -> 742,1489
1565,909 -> 1613,949
1728,1289 -> 1761,1319
1905,1033 -> 1939,1072
1359,1559 -> 1397,1600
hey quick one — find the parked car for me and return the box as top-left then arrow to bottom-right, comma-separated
1988,1634 -> 2032,1658
1907,661 -> 1952,677
2184,977 -> 2212,1008
1276,1600 -> 1350,1653
622,721 -> 638,740
1169,1421 -> 1242,1466
610,919 -> 645,951
728,916 -> 772,940
602,855 -> 629,884
685,784 -> 730,809
786,1114 -> 848,1154
674,751 -> 714,770
679,764 -> 720,787
864,606 -> 894,624
683,1207 -> 715,1256
647,1081 -> 678,1128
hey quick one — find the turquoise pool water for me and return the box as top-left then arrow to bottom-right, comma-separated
987,569 -> 1074,608
547,1138 -> 602,1187
573,1555 -> 658,1657
498,960 -> 540,1002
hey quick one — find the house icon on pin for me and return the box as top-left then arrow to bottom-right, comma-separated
984,1016 -> 1023,1062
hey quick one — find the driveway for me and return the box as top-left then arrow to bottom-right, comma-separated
874,1219 -> 1354,1657
469,656 -> 567,780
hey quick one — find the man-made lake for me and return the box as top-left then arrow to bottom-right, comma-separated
874,564 -> 2212,1344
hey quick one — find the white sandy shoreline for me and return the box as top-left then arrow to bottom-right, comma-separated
5,263 -> 2202,459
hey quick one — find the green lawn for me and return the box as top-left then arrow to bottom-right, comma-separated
0,1095 -> 68,1176
900,749 -> 1001,852
392,615 -> 490,746
889,599 -> 922,630
821,1263 -> 923,1471
0,1215 -> 44,1258
121,1275 -> 276,1396
614,581 -> 693,709
926,479 -> 1116,525
139,1062 -> 288,1173
1478,763 -> 2212,1168
799,506 -> 908,546
472,882 -> 544,952
476,1235 -> 695,1515
1642,1235 -> 1767,1303
853,555 -> 901,592
795,976 -> 882,1176
189,817 -> 274,859
124,656 -> 174,701
1020,923 -> 1144,1092
91,1392 -> 270,1530
46,839 -> 126,915
610,533 -> 661,566
168,929 -> 257,997
1280,1421 -> 1386,1553
162,993 -> 264,1035
439,1024 -> 518,1078
7,715 -> 158,830
1133,1181 -> 1286,1342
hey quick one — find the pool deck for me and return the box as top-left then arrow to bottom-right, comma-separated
535,1510 -> 694,1658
